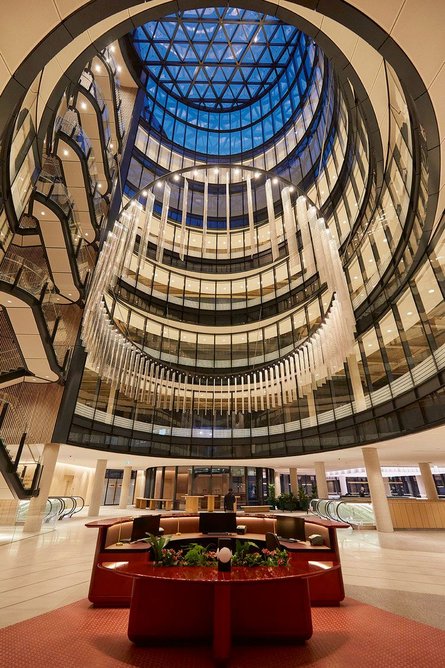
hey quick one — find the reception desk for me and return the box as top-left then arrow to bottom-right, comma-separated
101,558 -> 337,662
86,514 -> 346,607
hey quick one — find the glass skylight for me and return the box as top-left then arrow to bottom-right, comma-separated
132,7 -> 302,111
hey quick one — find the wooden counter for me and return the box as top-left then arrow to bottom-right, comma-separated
100,558 -> 339,662
388,498 -> 445,529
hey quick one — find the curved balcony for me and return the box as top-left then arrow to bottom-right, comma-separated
0,252 -> 78,379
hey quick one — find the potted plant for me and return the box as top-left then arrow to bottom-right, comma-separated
266,483 -> 277,509
144,533 -> 171,562
276,492 -> 299,511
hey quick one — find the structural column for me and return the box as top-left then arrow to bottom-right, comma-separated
306,391 -> 316,425
23,443 -> 60,532
362,448 -> 393,532
347,354 -> 366,411
289,467 -> 298,495
119,466 -> 133,509
274,471 -> 282,496
88,459 -> 107,517
134,470 -> 145,500
106,382 -> 117,415
418,462 -> 439,500
314,462 -> 329,499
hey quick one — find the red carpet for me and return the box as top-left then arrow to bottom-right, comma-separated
1,597 -> 445,667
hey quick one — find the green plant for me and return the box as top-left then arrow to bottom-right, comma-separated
276,492 -> 299,511
144,533 -> 171,561
266,483 -> 276,508
298,486 -> 310,513
182,542 -> 216,567
231,539 -> 289,567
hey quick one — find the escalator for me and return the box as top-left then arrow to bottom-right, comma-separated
310,498 -> 376,528
16,496 -> 85,524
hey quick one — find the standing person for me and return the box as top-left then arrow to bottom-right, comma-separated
359,485 -> 366,497
224,488 -> 236,511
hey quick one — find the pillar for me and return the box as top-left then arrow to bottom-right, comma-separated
134,470 -> 145,500
119,466 -> 133,509
362,448 -> 393,532
306,390 -> 316,425
23,443 -> 60,532
314,462 -> 329,499
418,462 -> 439,500
106,382 -> 117,415
289,468 -> 298,495
416,474 -> 426,498
347,354 -> 366,411
338,475 -> 348,496
88,459 -> 107,517
274,471 -> 282,496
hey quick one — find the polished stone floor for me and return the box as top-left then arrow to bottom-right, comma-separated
1,507 -> 444,630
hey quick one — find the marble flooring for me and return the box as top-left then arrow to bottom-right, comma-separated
1,508 -> 444,631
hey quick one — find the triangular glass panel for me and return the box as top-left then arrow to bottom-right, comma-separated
193,42 -> 208,60
174,24 -> 188,41
212,43 -> 227,60
203,23 -> 218,40
194,83 -> 209,97
223,23 -> 237,40
174,43 -> 189,59
177,82 -> 191,96
154,24 -> 170,41
163,21 -> 177,38
183,22 -> 197,41
231,69 -> 244,83
214,26 -> 226,43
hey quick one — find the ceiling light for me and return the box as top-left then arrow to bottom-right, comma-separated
7,299 -> 12,304
173,174 -> 180,181
63,149 -> 69,156
428,289 -> 435,294
142,190 -> 148,197
97,182 -> 102,189
406,311 -> 413,316
289,186 -> 294,193
110,142 -> 114,149
85,232 -> 89,236
213,168 -> 219,174
255,172 -> 261,179
156,182 -> 162,188
95,64 -> 101,73
272,177 -> 278,184
80,101 -> 87,110
110,45 -> 116,53
41,211 -> 45,216
234,168 -> 240,175
193,169 -> 198,177
117,65 -> 122,73
387,329 -> 392,333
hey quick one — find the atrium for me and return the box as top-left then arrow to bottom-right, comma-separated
0,1 -> 444,665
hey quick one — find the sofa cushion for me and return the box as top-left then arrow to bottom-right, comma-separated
104,521 -> 132,548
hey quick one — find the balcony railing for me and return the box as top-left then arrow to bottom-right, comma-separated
36,158 -> 96,284
0,252 -> 74,368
